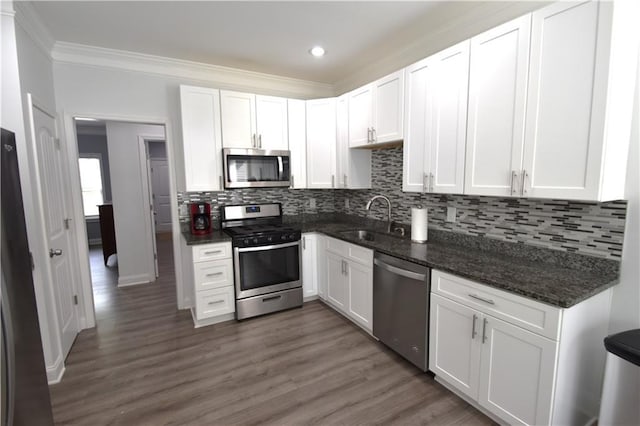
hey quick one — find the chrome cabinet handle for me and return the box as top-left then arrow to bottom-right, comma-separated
49,248 -> 63,258
367,128 -> 371,143
331,175 -> 335,188
430,173 -> 434,192
482,318 -> 488,343
468,294 -> 495,305
423,173 -> 428,193
205,272 -> 223,277
510,171 -> 516,195
522,169 -> 529,195
252,134 -> 256,148
258,134 -> 262,149
291,174 -> 295,188
207,300 -> 224,306
472,314 -> 478,339
343,260 -> 348,276
302,236 -> 306,250
372,127 -> 376,142
204,250 -> 222,255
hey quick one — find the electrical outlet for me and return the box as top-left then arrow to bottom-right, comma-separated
309,198 -> 316,209
446,206 -> 457,223
344,198 -> 350,209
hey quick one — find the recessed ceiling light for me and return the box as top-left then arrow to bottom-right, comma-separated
74,117 -> 98,122
309,46 -> 326,57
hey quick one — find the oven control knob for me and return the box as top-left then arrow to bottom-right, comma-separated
281,235 -> 287,241
253,238 -> 259,244
289,233 -> 296,240
243,239 -> 249,246
267,236 -> 273,242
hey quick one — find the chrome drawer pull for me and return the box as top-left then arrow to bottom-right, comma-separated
482,318 -> 488,343
205,272 -> 223,277
207,300 -> 224,306
471,314 -> 478,339
468,294 -> 495,305
204,250 -> 222,255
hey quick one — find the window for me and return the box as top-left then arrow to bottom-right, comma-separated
78,156 -> 104,217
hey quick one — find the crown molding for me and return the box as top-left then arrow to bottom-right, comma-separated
52,42 -> 335,99
13,1 -> 55,58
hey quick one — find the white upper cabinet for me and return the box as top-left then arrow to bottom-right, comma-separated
179,85 -> 223,191
522,0 -> 624,201
403,41 -> 469,194
349,70 -> 404,147
336,95 -> 371,189
220,91 -> 288,150
306,98 -> 337,188
465,15 -> 531,197
288,99 -> 307,189
220,90 -> 256,148
255,95 -> 289,150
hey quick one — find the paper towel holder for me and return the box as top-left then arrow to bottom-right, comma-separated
411,205 -> 428,244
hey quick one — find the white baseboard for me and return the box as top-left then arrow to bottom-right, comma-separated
117,273 -> 154,287
303,295 -> 319,302
190,308 -> 235,328
46,355 -> 65,384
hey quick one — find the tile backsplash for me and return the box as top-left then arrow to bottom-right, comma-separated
178,146 -> 627,260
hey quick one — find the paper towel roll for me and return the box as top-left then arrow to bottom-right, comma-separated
411,206 -> 428,243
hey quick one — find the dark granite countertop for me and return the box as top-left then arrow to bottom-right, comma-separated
290,214 -> 620,309
182,214 -> 620,308
181,223 -> 231,245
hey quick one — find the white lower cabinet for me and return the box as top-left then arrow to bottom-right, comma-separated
301,233 -> 320,300
182,240 -> 235,327
430,269 -> 612,426
322,237 -> 373,332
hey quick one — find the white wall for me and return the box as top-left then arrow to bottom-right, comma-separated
105,121 -> 164,286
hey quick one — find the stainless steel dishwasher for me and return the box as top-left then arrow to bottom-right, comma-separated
373,252 -> 430,371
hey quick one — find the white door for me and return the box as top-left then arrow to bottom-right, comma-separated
301,234 -> 317,299
179,85 -> 222,191
150,159 -> 172,233
29,98 -> 79,359
346,261 -> 373,331
402,56 -> 431,193
429,40 -> 470,194
288,99 -> 307,189
306,98 -> 337,188
256,95 -> 288,150
522,1 -> 602,200
325,251 -> 347,311
465,16 -> 531,197
348,84 -> 372,148
373,70 -> 404,144
478,315 -> 557,425
220,90 -> 256,148
429,294 -> 482,400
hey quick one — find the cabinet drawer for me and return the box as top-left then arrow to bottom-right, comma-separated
195,287 -> 235,319
326,237 -> 373,266
194,259 -> 233,291
432,270 -> 561,340
193,242 -> 231,262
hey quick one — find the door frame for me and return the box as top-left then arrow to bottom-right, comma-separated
138,135 -> 163,278
61,111 -> 183,330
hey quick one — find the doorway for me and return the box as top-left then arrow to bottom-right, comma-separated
72,118 -> 175,325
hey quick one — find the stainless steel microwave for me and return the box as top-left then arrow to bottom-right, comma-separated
222,148 -> 291,188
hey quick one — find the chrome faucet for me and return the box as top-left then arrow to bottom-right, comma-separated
365,195 -> 392,233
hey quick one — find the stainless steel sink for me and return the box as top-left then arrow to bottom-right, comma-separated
340,229 -> 376,241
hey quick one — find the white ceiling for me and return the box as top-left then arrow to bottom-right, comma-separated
29,1 -> 450,84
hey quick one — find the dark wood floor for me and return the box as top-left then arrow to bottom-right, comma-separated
50,239 -> 493,425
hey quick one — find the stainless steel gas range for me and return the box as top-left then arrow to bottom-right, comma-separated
220,203 -> 302,320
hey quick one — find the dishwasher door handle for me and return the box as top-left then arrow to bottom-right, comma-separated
374,259 -> 427,281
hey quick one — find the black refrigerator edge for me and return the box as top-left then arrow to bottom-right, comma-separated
1,127 -> 55,425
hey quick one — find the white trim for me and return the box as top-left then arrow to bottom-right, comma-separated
52,42 -> 335,99
138,135 -> 159,279
117,274 -> 154,287
13,1 -> 55,59
46,355 -> 66,384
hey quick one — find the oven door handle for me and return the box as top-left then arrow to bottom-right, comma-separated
236,241 -> 300,253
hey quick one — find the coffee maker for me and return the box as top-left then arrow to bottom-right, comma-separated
190,203 -> 212,235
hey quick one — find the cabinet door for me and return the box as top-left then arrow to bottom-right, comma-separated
325,251 -> 347,311
306,98 -> 337,188
179,85 -> 222,191
429,294 -> 482,400
302,234 -> 318,299
478,315 -> 557,426
348,84 -> 373,148
316,235 -> 327,300
373,70 -> 404,144
429,40 -> 470,194
288,99 -> 307,189
220,90 -> 256,148
256,95 -> 288,150
346,261 -> 373,331
522,1 -> 602,200
336,95 -> 371,189
402,57 -> 431,192
465,16 -> 531,197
